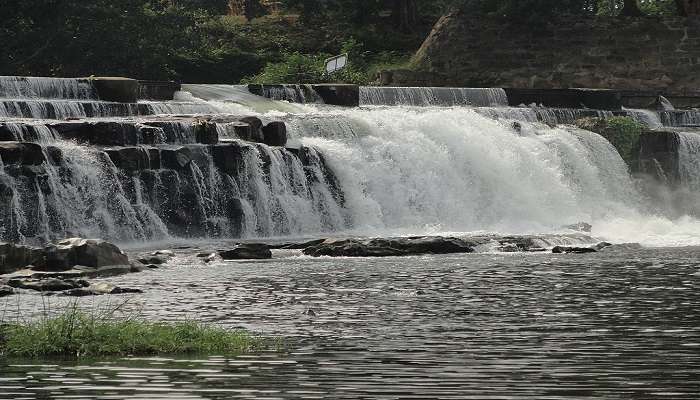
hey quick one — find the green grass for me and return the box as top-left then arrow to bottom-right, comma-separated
0,303 -> 268,358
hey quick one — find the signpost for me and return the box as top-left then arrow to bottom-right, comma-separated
325,54 -> 348,74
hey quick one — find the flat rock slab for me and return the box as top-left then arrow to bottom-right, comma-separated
303,236 -> 476,257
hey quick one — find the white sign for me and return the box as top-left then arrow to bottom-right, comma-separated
325,54 -> 348,74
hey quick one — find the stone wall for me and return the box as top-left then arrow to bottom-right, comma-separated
403,11 -> 700,95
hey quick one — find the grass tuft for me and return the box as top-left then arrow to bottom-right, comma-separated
0,302 -> 268,358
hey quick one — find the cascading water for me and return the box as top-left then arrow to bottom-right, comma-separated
359,87 -> 509,107
2,78 -> 700,246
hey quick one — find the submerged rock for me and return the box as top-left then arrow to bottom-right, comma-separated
219,244 -> 272,260
0,285 -> 15,297
64,282 -> 143,297
552,246 -> 598,254
303,236 -> 475,257
8,277 -> 89,292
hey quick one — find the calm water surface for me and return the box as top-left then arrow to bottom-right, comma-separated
1,246 -> 700,399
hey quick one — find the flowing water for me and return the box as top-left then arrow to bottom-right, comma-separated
2,79 -> 700,398
2,247 -> 700,399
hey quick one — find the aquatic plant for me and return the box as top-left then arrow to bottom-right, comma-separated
0,301 -> 267,358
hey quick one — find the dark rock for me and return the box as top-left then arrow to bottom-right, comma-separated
194,121 -> 219,145
105,147 -> 151,172
90,77 -> 139,103
0,142 -> 46,165
53,121 -> 141,146
8,278 -> 87,292
262,121 -> 287,147
552,246 -> 597,254
220,243 -> 272,260
160,146 -> 192,170
311,84 -> 360,107
0,242 -> 45,274
303,236 -> 475,257
0,285 -> 14,297
593,242 -> 614,251
63,282 -> 143,296
239,117 -> 265,142
137,255 -> 170,265
41,238 -> 129,272
277,239 -> 326,250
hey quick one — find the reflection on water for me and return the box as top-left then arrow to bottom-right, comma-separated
2,247 -> 700,399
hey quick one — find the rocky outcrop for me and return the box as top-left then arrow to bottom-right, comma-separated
303,236 -> 475,257
409,11 -> 700,96
0,242 -> 45,274
220,243 -> 272,260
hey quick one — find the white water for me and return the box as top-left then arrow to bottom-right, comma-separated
359,87 -> 508,107
3,79 -> 700,247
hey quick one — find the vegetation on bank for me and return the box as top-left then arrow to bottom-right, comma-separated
0,303 -> 267,358
2,0 -> 694,85
576,117 -> 645,166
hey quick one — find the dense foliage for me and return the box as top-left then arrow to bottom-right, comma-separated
0,0 -> 694,84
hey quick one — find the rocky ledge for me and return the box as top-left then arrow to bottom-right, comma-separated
302,237 -> 476,257
0,238 -> 143,297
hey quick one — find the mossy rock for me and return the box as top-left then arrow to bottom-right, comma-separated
575,117 -> 645,167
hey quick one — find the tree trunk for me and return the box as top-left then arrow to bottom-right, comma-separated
620,0 -> 644,16
393,0 -> 417,32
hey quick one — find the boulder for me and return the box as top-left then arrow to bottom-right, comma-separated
0,142 -> 46,165
0,242 -> 45,274
41,238 -> 129,272
219,243 -> 272,260
262,121 -> 287,147
303,236 -> 475,257
238,117 -> 265,142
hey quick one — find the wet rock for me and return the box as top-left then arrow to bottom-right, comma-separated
194,121 -> 219,145
238,117 -> 265,142
41,238 -> 130,272
220,243 -> 272,260
137,255 -> 170,265
154,250 -> 174,257
303,236 -> 475,257
105,147 -> 151,172
0,285 -> 14,297
598,243 -> 644,252
64,282 -> 143,297
8,278 -> 88,292
160,146 -> 192,170
0,242 -> 45,274
276,239 -> 326,250
262,121 -> 287,147
552,246 -> 597,254
593,242 -> 613,251
0,142 -> 46,165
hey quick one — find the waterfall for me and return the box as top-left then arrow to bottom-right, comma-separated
287,107 -> 638,234
2,76 -> 700,246
359,87 -> 509,107
678,132 -> 700,190
0,76 -> 96,99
